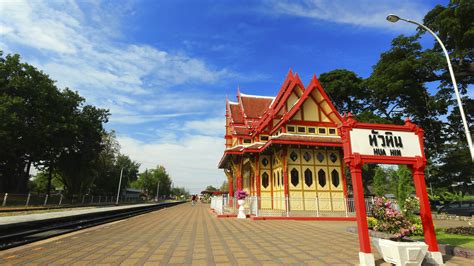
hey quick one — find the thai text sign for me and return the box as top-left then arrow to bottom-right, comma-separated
350,128 -> 422,157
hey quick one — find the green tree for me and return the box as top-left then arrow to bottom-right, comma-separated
220,180 -> 228,191
171,186 -> 190,199
0,51 -> 112,196
55,105 -> 109,196
319,69 -> 370,116
431,98 -> 473,193
205,185 -> 218,192
152,166 -> 172,199
319,1 -> 473,195
134,166 -> 172,199
395,166 -> 415,210
28,171 -> 63,194
372,167 -> 388,196
423,0 -> 474,86
0,52 -> 68,192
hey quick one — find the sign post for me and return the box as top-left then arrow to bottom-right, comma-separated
339,114 -> 443,265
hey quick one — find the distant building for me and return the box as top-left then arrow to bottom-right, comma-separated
122,188 -> 142,200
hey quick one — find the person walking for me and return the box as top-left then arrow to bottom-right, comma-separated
191,194 -> 196,206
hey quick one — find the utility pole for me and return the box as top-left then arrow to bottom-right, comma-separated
115,167 -> 124,205
155,181 -> 160,202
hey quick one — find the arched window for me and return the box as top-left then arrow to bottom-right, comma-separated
304,168 -> 313,187
262,158 -> 269,166
318,169 -> 326,187
262,172 -> 269,188
291,168 -> 299,186
277,171 -> 281,187
331,169 -> 340,187
329,153 -> 338,163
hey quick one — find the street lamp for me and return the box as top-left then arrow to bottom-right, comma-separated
115,167 -> 124,205
386,14 -> 474,162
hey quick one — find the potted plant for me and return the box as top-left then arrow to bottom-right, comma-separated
370,196 -> 428,266
235,190 -> 248,219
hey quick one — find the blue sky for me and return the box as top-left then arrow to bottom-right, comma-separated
0,0 -> 448,193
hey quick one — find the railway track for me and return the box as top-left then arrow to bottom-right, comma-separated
0,201 -> 185,250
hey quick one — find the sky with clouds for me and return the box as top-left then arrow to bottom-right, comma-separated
0,0 -> 448,193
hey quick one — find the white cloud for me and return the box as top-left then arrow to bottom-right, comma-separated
183,117 -> 225,137
264,0 -> 430,32
0,0 -> 232,193
110,112 -> 202,125
117,133 -> 226,193
0,0 -> 230,123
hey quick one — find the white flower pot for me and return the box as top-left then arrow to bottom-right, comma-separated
237,199 -> 246,219
372,238 -> 428,266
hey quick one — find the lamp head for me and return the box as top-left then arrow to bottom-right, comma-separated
386,14 -> 400,23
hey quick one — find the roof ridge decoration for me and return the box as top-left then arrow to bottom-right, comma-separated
271,74 -> 342,133
254,70 -> 305,132
239,92 -> 275,99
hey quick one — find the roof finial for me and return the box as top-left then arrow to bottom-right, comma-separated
294,72 -> 300,80
287,68 -> 294,79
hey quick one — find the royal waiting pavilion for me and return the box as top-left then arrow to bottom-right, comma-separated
217,70 -> 443,264
218,70 -> 349,216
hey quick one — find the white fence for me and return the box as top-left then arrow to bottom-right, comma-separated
210,195 -> 375,218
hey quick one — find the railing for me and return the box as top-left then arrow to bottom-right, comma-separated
0,192 -> 145,209
211,195 -> 375,218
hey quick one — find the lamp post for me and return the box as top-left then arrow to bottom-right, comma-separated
155,181 -> 160,202
115,167 -> 124,205
386,14 -> 474,162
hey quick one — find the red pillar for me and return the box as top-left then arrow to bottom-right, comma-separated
412,163 -> 439,252
340,150 -> 348,198
236,160 -> 242,191
255,155 -> 261,209
282,148 -> 289,212
228,175 -> 234,207
350,159 -> 371,254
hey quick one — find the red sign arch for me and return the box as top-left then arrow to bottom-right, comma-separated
339,114 -> 442,265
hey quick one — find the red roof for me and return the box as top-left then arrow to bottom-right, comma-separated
229,103 -> 244,124
240,95 -> 273,119
234,126 -> 250,135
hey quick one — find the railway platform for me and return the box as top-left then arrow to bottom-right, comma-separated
0,202 -> 471,265
0,203 -> 159,226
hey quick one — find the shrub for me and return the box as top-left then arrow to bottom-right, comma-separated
371,196 -> 416,240
410,217 -> 424,236
367,217 -> 378,229
403,196 -> 420,218
444,226 -> 474,236
235,190 -> 248,200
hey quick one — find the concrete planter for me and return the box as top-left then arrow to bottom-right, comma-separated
237,199 -> 246,219
372,238 -> 428,266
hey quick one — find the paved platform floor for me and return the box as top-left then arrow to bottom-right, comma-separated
0,203 -> 161,225
0,203 -> 471,265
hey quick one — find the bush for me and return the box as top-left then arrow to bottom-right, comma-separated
367,217 -> 378,229
410,217 -> 424,236
371,196 -> 416,239
444,226 -> 474,236
403,196 -> 420,217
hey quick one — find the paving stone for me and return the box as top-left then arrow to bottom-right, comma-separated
0,203 -> 471,266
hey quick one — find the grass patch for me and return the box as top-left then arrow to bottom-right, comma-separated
411,229 -> 474,249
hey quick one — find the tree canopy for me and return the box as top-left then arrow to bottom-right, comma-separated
1,51 -> 142,196
319,1 -> 473,195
